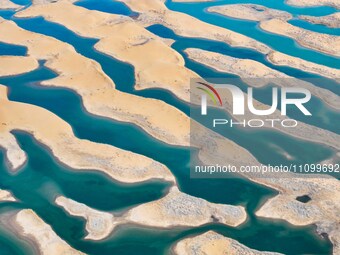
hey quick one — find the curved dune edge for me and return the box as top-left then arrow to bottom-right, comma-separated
186,48 -> 340,151
0,189 -> 16,202
172,0 -> 214,2
0,0 -> 22,10
208,4 -> 292,22
0,56 -> 39,77
0,17 -> 190,147
174,231 -> 283,255
13,209 -> 86,255
0,85 -> 175,183
255,176 -> 340,255
299,13 -> 340,28
286,0 -> 340,9
260,19 -> 340,57
55,187 -> 247,240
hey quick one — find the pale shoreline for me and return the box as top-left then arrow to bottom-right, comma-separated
0,189 -> 16,202
0,56 -> 39,77
173,231 -> 283,255
286,0 -> 340,9
0,0 -> 22,10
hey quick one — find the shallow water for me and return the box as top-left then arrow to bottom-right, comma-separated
0,0 -> 338,254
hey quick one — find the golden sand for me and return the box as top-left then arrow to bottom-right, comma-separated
174,231 -> 283,255
0,85 -> 175,183
15,209 -> 86,255
0,17 -> 190,146
208,4 -> 292,22
0,56 -> 39,77
260,19 -> 340,57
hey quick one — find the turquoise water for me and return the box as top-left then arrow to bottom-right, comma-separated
0,0 -> 338,254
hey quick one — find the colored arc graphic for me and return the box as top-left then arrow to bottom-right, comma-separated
196,82 -> 223,106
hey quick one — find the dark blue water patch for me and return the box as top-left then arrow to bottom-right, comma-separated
147,24 -> 340,135
75,0 -> 136,16
165,0 -> 340,69
289,19 -> 340,36
0,41 -> 27,56
0,10 -> 15,20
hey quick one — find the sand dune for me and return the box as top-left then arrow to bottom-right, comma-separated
299,13 -> 340,28
0,56 -> 39,77
208,4 -> 292,22
14,209 -> 86,255
260,19 -> 340,57
55,187 -> 246,240
0,85 -> 175,183
174,231 -> 283,255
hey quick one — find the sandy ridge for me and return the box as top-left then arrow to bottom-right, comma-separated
55,187 -> 247,240
208,4 -> 292,22
286,0 -> 340,9
0,131 -> 26,171
260,18 -> 340,57
174,231 -> 283,255
299,13 -> 340,28
0,189 -> 16,202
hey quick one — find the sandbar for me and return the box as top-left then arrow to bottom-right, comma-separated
260,18 -> 340,57
299,13 -> 340,28
208,4 -> 292,22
